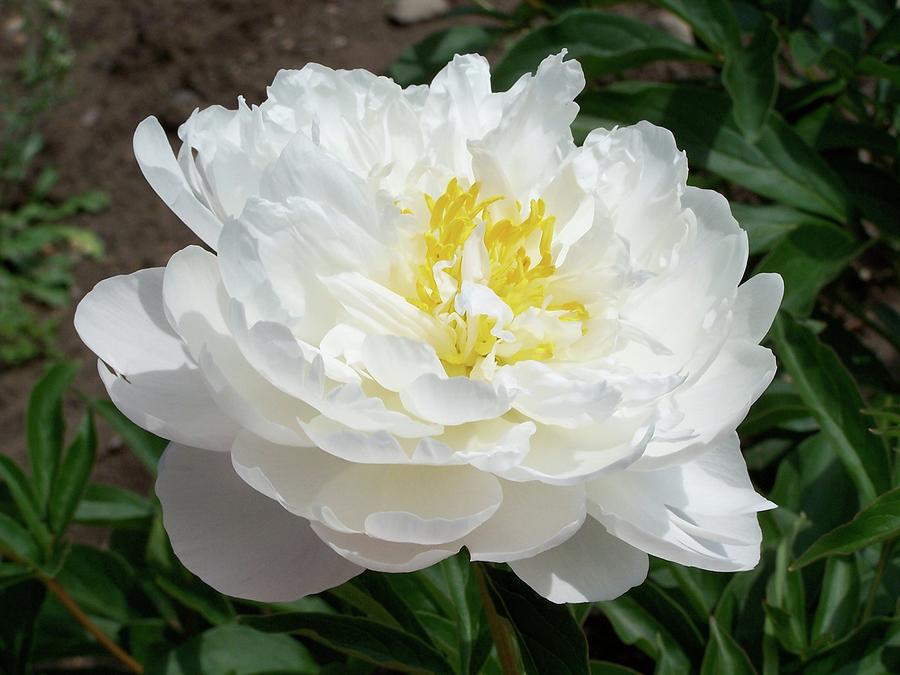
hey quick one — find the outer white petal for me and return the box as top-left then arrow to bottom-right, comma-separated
465,480 -> 586,563
74,268 -> 239,450
731,273 -> 784,343
133,116 -> 223,249
509,518 -> 648,604
636,340 -> 776,469
588,433 -> 774,572
232,433 -> 503,546
156,443 -> 361,601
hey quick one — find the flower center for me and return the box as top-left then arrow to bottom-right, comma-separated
405,178 -> 587,374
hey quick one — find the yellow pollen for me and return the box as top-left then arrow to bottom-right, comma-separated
406,178 -> 587,370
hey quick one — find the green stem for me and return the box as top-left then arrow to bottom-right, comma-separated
0,545 -> 143,673
474,564 -> 519,675
862,537 -> 895,621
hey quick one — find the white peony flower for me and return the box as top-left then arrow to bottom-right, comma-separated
75,52 -> 782,604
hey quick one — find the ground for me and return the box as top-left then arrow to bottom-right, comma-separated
0,0 -> 515,495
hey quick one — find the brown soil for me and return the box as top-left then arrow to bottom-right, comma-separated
0,0 -> 514,495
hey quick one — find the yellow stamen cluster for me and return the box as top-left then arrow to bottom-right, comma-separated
406,179 -> 587,370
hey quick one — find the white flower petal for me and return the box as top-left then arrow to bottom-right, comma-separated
731,273 -> 784,344
466,480 -> 585,563
400,374 -> 511,426
588,433 -> 774,572
133,116 -> 223,249
232,433 -> 503,545
470,52 -> 584,198
310,523 -> 459,573
156,443 -> 361,601
75,268 -> 238,450
509,518 -> 648,603
360,334 -> 446,392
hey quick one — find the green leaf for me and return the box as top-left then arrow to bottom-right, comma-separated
483,565 -> 589,675
155,573 -> 236,626
792,487 -> 900,569
343,571 -> 434,646
0,580 -> 46,674
240,612 -> 454,674
652,0 -> 741,52
802,617 -> 900,675
146,624 -> 318,675
731,203 -> 835,256
0,512 -> 40,565
48,411 -> 96,534
755,223 -> 861,316
628,581 -> 705,662
73,484 -> 154,526
492,9 -> 714,90
722,17 -> 779,140
389,26 -> 495,87
811,557 -> 860,645
0,454 -> 51,550
701,617 -> 757,675
55,545 -> 135,622
577,83 -> 849,220
738,379 -> 814,437
831,158 -> 900,242
27,362 -> 79,510
439,553 -> 477,674
93,399 -> 167,474
771,314 -> 892,504
590,661 -> 642,675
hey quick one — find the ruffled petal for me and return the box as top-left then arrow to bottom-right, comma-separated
156,443 -> 361,601
509,518 -> 648,603
75,267 -> 238,450
133,116 -> 223,249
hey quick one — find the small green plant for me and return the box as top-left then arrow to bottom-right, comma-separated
0,0 -> 106,366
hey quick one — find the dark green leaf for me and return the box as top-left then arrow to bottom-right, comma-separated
73,484 -> 154,526
240,612 -> 454,674
652,0 -> 741,52
629,581 -> 705,662
738,379 -> 814,437
0,580 -> 46,674
590,661 -> 642,675
48,411 -> 97,534
389,26 -> 495,87
701,617 -> 757,675
831,158 -> 900,241
93,399 -> 167,474
755,224 -> 860,316
598,595 -> 691,673
344,571 -> 434,645
772,314 -> 891,504
55,545 -> 135,622
811,557 -> 860,645
0,454 -> 50,549
440,553 -> 476,674
792,487 -> 900,569
146,624 -> 318,675
803,617 -> 900,675
578,83 -> 849,219
155,573 -> 236,626
27,362 -> 79,510
731,203 -> 834,256
483,565 -> 589,675
493,10 -> 713,90
722,17 -> 779,140
0,512 -> 40,565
